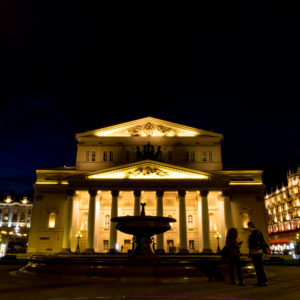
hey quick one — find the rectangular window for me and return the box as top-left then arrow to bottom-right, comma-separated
103,240 -> 109,250
189,240 -> 195,250
12,213 -> 18,222
202,151 -> 207,161
86,151 -> 90,161
104,215 -> 110,230
109,151 -> 113,161
191,151 -> 195,161
126,151 -> 130,162
168,151 -> 173,161
184,151 -> 189,161
48,213 -> 56,228
91,151 -> 96,161
209,151 -> 213,161
103,151 -> 107,161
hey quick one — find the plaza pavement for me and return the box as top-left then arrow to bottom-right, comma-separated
0,264 -> 299,300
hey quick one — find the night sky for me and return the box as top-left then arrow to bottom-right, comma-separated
0,1 -> 299,197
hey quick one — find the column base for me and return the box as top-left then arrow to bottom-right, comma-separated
202,248 -> 212,254
83,248 -> 95,254
107,248 -> 118,254
60,248 -> 72,254
155,249 -> 165,254
178,248 -> 189,254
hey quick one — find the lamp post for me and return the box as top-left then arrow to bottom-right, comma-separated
76,231 -> 82,253
214,231 -> 221,253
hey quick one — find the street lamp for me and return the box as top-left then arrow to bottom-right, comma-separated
76,231 -> 82,253
214,231 -> 221,253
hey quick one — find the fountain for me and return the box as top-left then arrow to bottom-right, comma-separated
17,204 -> 255,282
111,203 -> 175,259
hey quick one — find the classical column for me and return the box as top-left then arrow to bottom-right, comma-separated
85,189 -> 97,253
178,190 -> 188,253
62,189 -> 75,252
200,190 -> 211,252
133,190 -> 141,216
156,190 -> 164,252
109,190 -> 119,253
217,194 -> 226,249
223,190 -> 232,233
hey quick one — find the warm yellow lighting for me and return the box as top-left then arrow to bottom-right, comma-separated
88,161 -> 209,180
21,197 -> 28,204
76,231 -> 82,238
9,231 -> 13,235
1,231 -> 7,235
214,232 -> 221,239
229,182 -> 262,185
48,213 -> 56,228
5,196 -> 12,203
23,233 -> 27,237
36,181 -> 68,185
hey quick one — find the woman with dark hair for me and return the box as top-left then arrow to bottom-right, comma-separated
226,227 -> 245,286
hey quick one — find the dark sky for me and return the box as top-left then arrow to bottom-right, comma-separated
0,1 -> 299,196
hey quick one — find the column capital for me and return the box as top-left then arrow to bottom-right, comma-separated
200,190 -> 209,197
156,190 -> 164,197
222,190 -> 231,198
133,190 -> 141,197
67,189 -> 75,197
111,190 -> 120,197
178,190 -> 186,197
88,189 -> 97,197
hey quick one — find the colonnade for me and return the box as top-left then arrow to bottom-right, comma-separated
62,189 -> 232,253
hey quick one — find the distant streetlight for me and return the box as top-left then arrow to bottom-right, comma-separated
214,232 -> 221,253
76,231 -> 82,253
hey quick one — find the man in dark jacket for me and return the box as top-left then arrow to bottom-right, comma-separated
247,221 -> 268,286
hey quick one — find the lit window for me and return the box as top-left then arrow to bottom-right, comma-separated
86,151 -> 90,161
188,215 -> 193,229
48,213 -> 56,228
203,151 -> 207,161
189,240 -> 195,250
103,151 -> 107,161
209,151 -> 213,161
104,215 -> 110,230
168,151 -> 173,161
184,151 -> 189,161
109,151 -> 113,161
91,151 -> 96,161
103,240 -> 109,250
191,151 -> 195,161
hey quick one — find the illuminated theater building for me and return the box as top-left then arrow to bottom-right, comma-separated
27,117 -> 267,254
265,168 -> 300,255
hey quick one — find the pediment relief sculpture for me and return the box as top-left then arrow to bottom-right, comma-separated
127,166 -> 169,178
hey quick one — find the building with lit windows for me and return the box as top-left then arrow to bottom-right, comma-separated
0,196 -> 33,256
27,117 -> 267,254
265,167 -> 300,256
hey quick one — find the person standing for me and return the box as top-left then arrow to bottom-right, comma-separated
247,221 -> 268,286
226,228 -> 245,286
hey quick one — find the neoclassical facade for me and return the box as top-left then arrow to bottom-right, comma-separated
28,117 -> 267,254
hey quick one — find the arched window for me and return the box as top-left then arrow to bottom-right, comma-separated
48,213 -> 56,228
240,208 -> 251,228
188,215 -> 193,229
104,215 -> 110,230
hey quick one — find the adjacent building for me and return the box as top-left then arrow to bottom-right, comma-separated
265,167 -> 300,256
27,117 -> 267,255
0,196 -> 33,256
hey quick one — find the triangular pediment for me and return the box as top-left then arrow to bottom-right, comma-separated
86,160 -> 211,180
77,117 -> 222,138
